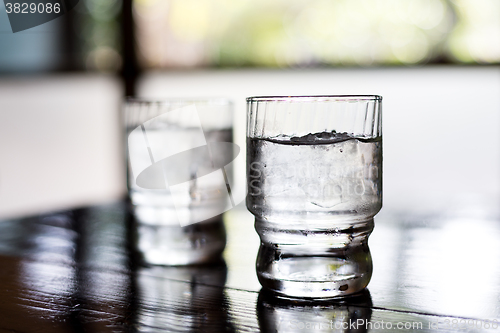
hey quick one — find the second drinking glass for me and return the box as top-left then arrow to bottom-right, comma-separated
125,98 -> 234,265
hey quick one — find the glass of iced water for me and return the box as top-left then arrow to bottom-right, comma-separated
246,95 -> 382,298
125,98 -> 235,265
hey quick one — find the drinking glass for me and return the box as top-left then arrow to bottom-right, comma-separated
246,95 -> 382,298
125,98 -> 235,265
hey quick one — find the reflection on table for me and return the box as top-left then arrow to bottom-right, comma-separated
0,201 -> 499,332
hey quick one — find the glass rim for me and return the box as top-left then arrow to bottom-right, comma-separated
125,97 -> 232,106
246,95 -> 382,102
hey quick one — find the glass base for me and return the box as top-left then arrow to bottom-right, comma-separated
255,218 -> 373,299
132,211 -> 226,266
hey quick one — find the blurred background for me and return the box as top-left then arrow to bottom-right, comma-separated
0,0 -> 499,218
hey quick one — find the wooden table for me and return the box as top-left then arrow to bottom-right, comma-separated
0,201 -> 499,332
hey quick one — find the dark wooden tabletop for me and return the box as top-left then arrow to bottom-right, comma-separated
0,201 -> 499,332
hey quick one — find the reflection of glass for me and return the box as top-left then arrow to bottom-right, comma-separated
125,99 -> 234,265
135,262 -> 234,332
247,96 -> 382,299
257,289 -> 373,333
